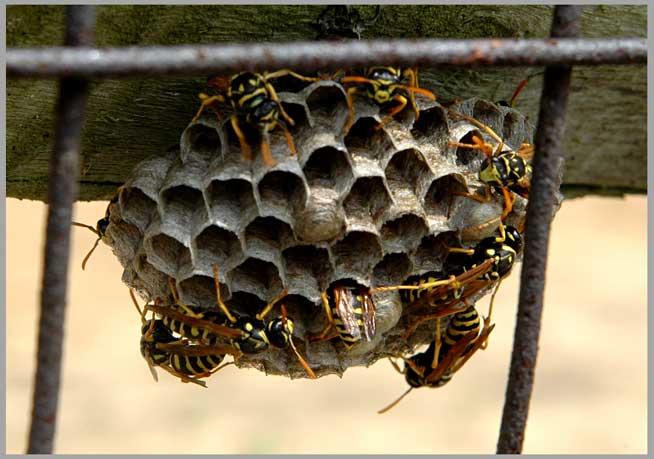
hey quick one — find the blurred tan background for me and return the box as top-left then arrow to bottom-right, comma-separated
6,195 -> 646,454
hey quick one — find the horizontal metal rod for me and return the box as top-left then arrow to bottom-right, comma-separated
7,38 -> 646,78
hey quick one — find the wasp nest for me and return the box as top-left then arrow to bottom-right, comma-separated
104,80 -> 556,379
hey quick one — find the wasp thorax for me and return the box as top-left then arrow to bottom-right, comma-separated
231,316 -> 269,354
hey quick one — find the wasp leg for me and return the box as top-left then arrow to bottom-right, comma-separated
256,287 -> 289,321
375,94 -> 407,131
481,281 -> 502,349
343,85 -> 360,135
441,98 -> 462,108
447,246 -> 476,256
449,134 -> 495,160
259,135 -> 277,167
286,324 -> 317,380
402,356 -> 426,378
278,121 -> 297,157
230,116 -> 253,163
494,220 -> 507,243
264,69 -> 322,83
449,111 -> 505,152
388,357 -> 406,375
263,80 -> 296,127
192,93 -> 226,123
370,274 -> 458,295
312,291 -> 337,341
158,363 -> 208,388
209,360 -> 235,375
402,67 -> 420,121
451,184 -> 493,205
499,184 -> 515,219
167,277 -> 205,319
431,317 -> 442,370
212,264 -> 237,324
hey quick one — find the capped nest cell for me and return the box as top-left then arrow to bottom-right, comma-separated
102,79 -> 561,379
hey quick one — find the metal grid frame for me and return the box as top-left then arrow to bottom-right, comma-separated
7,5 -> 646,454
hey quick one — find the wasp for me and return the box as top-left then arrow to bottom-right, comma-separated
145,265 -> 316,378
448,110 -> 534,220
338,66 -> 436,134
311,274 -> 466,350
71,188 -> 122,270
312,281 -> 377,349
130,290 -> 236,388
400,224 -> 522,339
378,300 -> 495,413
192,70 -> 320,167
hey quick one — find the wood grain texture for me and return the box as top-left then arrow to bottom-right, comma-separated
7,5 -> 646,201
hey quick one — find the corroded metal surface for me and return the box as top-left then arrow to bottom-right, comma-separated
7,38 -> 647,78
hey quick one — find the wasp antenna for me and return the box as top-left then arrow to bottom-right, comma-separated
72,221 -> 100,235
378,387 -> 414,414
80,237 -> 101,270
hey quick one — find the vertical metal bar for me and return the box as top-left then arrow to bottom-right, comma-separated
496,5 -> 582,454
27,5 -> 95,454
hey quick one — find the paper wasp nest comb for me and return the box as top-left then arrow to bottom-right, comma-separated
104,79 -> 550,379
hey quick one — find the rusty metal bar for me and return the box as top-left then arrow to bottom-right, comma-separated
496,5 -> 582,454
27,5 -> 95,454
7,37 -> 646,78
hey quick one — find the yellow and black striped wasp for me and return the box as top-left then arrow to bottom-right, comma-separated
71,188 -> 122,270
448,110 -> 534,220
338,66 -> 436,134
378,299 -> 494,413
192,70 -> 320,167
399,224 -> 522,339
145,265 -> 316,379
311,273 -> 468,350
130,290 -> 237,387
312,281 -> 377,350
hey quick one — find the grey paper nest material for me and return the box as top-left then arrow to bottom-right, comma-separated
104,80 -> 558,379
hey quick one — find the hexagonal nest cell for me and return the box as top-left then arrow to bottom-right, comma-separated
100,80 -> 562,380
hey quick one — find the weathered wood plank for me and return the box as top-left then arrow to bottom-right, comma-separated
7,5 -> 647,201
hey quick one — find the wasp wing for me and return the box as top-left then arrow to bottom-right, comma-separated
360,293 -> 376,342
334,287 -> 362,342
146,303 -> 243,339
425,321 -> 495,384
424,327 -> 480,384
405,258 -> 495,314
